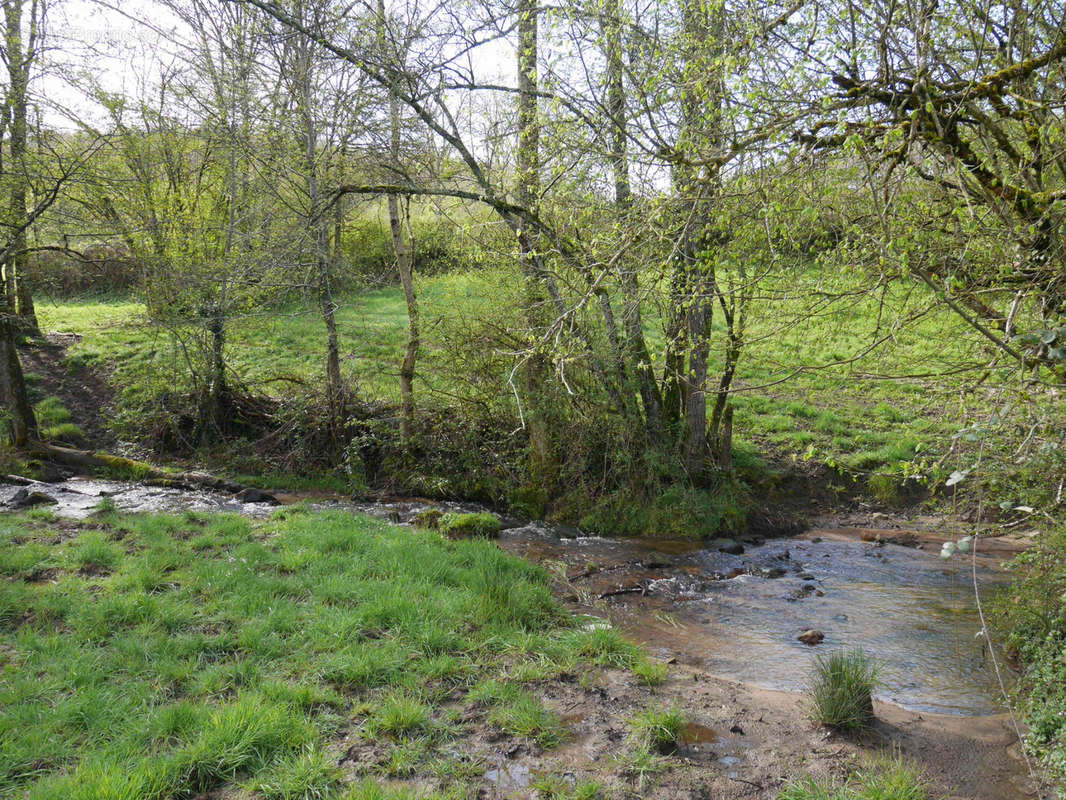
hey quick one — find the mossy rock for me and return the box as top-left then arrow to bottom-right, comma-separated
411,508 -> 444,529
438,512 -> 501,539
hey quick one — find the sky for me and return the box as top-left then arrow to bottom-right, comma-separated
35,0 -> 516,131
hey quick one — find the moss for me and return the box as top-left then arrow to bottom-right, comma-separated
438,512 -> 501,539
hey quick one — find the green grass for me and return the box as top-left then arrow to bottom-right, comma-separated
809,649 -> 879,731
628,705 -> 686,754
467,678 -> 566,747
779,754 -> 931,799
35,262 -> 1019,501
37,258 -> 1066,527
30,396 -> 87,446
0,507 -> 628,797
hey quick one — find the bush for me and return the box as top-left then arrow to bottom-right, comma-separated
438,512 -> 501,539
992,527 -> 1066,788
33,242 -> 141,296
809,648 -> 878,730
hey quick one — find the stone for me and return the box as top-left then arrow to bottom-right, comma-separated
754,567 -> 786,579
713,538 -> 745,555
236,487 -> 280,505
797,629 -> 825,645
7,488 -> 59,509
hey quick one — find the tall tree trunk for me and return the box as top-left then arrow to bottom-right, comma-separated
516,0 -> 554,479
674,0 -> 724,479
4,0 -> 39,335
391,195 -> 417,438
0,283 -> 35,445
604,0 -> 663,444
295,27 -> 343,417
378,0 -> 418,439
204,304 -> 228,440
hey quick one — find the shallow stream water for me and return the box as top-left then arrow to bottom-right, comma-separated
1,476 -> 1013,716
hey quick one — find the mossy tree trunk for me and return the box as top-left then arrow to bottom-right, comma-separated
0,283 -> 35,445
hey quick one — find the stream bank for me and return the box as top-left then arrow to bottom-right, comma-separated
0,476 -> 1043,798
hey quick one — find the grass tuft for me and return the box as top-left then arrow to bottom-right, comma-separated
778,753 -> 930,799
367,692 -> 433,738
810,648 -> 878,730
628,705 -> 687,754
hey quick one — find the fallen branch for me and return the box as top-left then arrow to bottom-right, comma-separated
23,441 -> 265,498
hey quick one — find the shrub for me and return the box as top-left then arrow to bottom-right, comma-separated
438,512 -> 501,539
410,508 -> 443,529
809,648 -> 878,730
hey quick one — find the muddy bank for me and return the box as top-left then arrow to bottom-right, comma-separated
410,663 -> 1035,800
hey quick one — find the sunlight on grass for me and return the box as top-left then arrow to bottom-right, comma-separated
0,508 -> 611,798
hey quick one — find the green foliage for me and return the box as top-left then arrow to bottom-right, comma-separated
992,528 -> 1066,787
809,649 -> 878,730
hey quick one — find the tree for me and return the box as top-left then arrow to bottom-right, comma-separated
1,0 -> 44,334
795,0 -> 1066,377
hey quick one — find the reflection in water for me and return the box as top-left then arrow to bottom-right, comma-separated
1,477 -> 1011,715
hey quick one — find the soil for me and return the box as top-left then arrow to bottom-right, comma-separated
20,333 -> 115,447
337,664 -> 1037,800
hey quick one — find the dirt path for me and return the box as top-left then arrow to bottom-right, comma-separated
20,333 -> 115,447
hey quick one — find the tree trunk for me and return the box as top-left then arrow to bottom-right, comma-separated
295,25 -> 344,417
674,0 -> 725,480
391,196 -> 417,438
604,0 -> 663,444
516,0 -> 554,479
4,0 -> 39,335
0,298 -> 35,446
205,306 -> 227,438
378,0 -> 418,438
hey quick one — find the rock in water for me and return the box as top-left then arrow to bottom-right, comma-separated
236,488 -> 280,505
797,629 -> 825,645
713,538 -> 745,555
7,488 -> 58,509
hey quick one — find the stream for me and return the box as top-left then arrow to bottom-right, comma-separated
1,476 -> 1015,717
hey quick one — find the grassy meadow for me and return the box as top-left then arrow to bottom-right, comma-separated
36,263 -> 1025,506
0,505 -> 664,799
